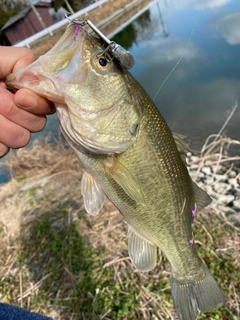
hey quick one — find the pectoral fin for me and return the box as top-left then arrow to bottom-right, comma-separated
128,226 -> 157,272
81,171 -> 105,216
105,157 -> 145,205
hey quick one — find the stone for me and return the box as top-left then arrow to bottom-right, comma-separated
214,182 -> 232,194
201,166 -> 212,176
229,170 -> 237,178
204,186 -> 218,199
233,199 -> 240,210
228,178 -> 239,188
204,175 -> 213,185
189,164 -> 199,170
190,156 -> 200,163
189,170 -> 205,180
217,205 -> 236,215
213,174 -> 228,182
234,188 -> 240,197
211,165 -> 225,174
217,194 -> 234,205
197,181 -> 205,188
228,213 -> 240,225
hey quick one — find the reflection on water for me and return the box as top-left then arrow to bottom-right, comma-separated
126,0 -> 240,152
28,0 -> 240,152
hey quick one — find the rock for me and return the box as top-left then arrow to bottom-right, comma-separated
201,166 -> 212,176
233,199 -> 240,210
234,188 -> 240,197
217,194 -> 234,205
228,178 -> 239,188
189,170 -> 205,180
190,156 -> 200,163
204,186 -> 218,199
197,181 -> 205,188
213,174 -> 228,182
188,164 -> 199,170
211,165 -> 225,174
204,175 -> 213,185
217,205 -> 236,214
214,182 -> 232,194
228,213 -> 240,225
229,170 -> 237,178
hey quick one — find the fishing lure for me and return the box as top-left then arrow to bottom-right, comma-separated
65,13 -> 135,69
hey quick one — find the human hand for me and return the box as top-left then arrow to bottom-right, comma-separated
0,47 -> 55,158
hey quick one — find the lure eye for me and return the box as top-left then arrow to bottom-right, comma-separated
98,57 -> 108,67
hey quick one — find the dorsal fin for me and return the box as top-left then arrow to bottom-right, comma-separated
172,132 -> 189,163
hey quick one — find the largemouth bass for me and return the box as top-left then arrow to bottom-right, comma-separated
6,22 -> 224,320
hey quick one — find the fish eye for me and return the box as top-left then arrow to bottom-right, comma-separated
98,57 -> 108,67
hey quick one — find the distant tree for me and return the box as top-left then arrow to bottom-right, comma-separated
111,10 -> 152,50
0,0 -> 26,30
52,0 -> 84,13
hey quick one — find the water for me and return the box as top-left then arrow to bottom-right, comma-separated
126,0 -> 240,151
0,167 -> 11,185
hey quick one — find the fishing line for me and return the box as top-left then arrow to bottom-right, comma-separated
153,13 -> 199,102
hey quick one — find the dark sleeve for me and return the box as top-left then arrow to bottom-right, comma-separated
0,303 -> 53,320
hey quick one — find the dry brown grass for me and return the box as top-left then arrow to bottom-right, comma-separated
0,130 -> 239,319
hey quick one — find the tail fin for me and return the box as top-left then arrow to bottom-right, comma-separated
170,263 -> 224,320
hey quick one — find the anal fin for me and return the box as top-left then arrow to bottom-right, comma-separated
128,226 -> 156,272
81,171 -> 105,216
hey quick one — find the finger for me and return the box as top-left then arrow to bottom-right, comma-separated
14,88 -> 56,116
0,143 -> 9,158
0,114 -> 31,149
0,86 -> 47,133
0,47 -> 34,78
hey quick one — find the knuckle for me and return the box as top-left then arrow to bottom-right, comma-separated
5,102 -> 19,119
17,129 -> 31,148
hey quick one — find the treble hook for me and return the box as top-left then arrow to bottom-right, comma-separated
65,13 -> 135,69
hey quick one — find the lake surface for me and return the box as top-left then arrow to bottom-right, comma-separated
8,0 -> 240,152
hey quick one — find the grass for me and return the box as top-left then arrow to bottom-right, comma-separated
0,135 -> 239,319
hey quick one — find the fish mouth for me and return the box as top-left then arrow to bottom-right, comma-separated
5,23 -> 89,102
5,23 -> 140,154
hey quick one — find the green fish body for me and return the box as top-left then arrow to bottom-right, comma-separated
6,23 -> 224,320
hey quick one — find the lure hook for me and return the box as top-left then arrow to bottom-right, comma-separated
65,13 -> 135,69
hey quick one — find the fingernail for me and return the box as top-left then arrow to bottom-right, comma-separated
17,93 -> 37,109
